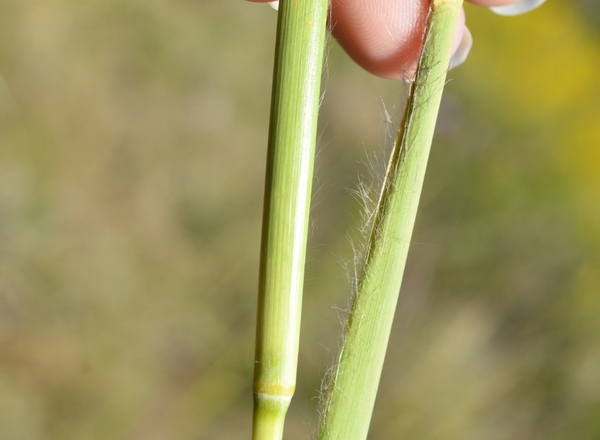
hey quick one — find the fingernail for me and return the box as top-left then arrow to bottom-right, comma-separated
268,1 -> 279,10
449,27 -> 472,70
490,0 -> 546,16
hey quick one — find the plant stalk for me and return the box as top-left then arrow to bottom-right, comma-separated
317,1 -> 464,439
252,0 -> 328,439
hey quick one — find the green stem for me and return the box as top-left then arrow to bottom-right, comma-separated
252,1 -> 328,439
318,1 -> 464,439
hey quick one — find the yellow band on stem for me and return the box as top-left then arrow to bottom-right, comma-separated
253,383 -> 296,398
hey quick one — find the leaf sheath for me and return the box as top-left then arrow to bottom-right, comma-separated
317,1 -> 464,439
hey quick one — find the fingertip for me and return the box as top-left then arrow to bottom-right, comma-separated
253,0 -> 470,80
449,26 -> 472,70
489,0 -> 546,16
467,0 -> 520,6
467,0 -> 545,11
330,0 -> 430,81
450,8 -> 466,57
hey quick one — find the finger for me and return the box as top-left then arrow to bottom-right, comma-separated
467,0 -> 547,16
329,0 -> 429,80
246,0 -> 468,80
449,24 -> 472,70
467,0 -> 528,6
488,0 -> 547,16
330,0 -> 470,80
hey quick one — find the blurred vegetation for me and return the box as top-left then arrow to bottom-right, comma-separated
0,0 -> 599,439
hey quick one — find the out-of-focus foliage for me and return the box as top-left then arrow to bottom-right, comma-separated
0,0 -> 598,439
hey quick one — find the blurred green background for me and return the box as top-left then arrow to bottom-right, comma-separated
1,0 -> 600,439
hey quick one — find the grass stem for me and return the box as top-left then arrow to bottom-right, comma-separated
252,0 -> 328,439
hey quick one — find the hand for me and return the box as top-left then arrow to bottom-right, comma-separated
245,0 -> 545,80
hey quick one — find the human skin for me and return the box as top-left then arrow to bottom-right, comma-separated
246,0 -> 526,80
